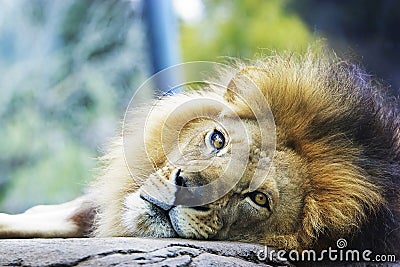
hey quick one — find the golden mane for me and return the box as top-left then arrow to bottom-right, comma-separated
91,50 -> 399,254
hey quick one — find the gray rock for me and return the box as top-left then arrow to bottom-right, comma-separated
0,238 -> 284,267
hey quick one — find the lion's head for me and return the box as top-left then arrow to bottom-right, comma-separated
92,51 -> 399,256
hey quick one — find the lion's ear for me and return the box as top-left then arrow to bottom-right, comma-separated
225,75 -> 239,104
224,66 -> 265,103
223,67 -> 266,117
224,70 -> 246,105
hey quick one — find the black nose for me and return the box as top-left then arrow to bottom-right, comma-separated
173,169 -> 210,211
174,168 -> 196,205
175,169 -> 188,187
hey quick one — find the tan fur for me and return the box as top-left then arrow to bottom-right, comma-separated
89,50 -> 399,255
1,50 -> 398,257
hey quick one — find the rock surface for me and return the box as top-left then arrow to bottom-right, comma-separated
0,237 -> 288,266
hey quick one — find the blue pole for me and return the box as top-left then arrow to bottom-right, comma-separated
143,0 -> 182,94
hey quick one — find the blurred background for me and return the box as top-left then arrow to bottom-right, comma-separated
1,0 -> 399,213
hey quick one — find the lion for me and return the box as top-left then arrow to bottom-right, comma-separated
0,50 -> 399,258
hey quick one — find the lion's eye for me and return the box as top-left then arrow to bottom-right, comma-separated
247,191 -> 271,210
209,130 -> 225,150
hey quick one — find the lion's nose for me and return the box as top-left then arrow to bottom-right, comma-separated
173,169 -> 210,211
175,169 -> 188,187
174,168 -> 197,205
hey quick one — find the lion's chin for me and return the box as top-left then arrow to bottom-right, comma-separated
122,192 -> 177,238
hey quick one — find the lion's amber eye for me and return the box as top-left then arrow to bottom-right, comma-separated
247,191 -> 271,210
254,193 -> 267,205
209,130 -> 225,150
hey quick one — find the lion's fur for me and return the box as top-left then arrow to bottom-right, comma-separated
91,50 -> 399,255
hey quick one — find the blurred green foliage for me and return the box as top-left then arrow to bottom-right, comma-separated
0,0 -> 149,212
180,0 -> 315,61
